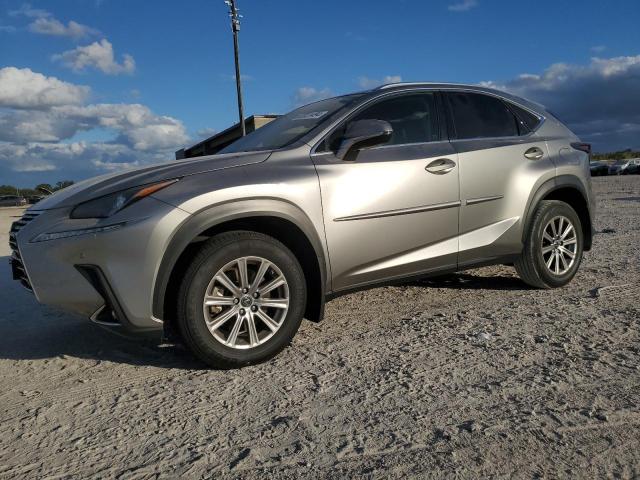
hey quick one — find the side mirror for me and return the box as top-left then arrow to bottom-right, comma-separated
336,119 -> 393,161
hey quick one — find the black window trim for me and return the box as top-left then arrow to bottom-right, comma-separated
441,88 -> 545,142
503,100 -> 543,135
310,88 -> 446,156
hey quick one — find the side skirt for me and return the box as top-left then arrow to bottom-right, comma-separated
325,254 -> 519,302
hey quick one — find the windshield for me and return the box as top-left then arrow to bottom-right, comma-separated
219,94 -> 364,154
614,159 -> 628,165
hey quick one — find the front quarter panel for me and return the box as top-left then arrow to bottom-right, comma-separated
150,148 -> 330,319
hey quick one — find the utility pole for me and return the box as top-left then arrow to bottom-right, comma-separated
224,0 -> 246,136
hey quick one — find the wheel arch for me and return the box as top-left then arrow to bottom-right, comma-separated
523,175 -> 593,251
153,199 -> 328,332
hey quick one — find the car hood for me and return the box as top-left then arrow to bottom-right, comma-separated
32,151 -> 272,210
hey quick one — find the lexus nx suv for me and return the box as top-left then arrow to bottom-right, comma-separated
9,83 -> 595,368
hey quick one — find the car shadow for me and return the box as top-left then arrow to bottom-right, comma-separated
0,257 -> 529,367
403,272 -> 532,291
0,257 -> 203,369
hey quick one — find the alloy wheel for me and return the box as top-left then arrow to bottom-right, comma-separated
202,256 -> 290,349
541,215 -> 578,276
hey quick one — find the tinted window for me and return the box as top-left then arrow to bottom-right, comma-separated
448,92 -> 519,139
349,93 -> 440,146
508,102 -> 541,133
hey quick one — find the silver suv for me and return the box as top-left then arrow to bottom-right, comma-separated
10,83 -> 595,367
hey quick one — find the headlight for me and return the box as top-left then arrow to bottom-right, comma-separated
70,179 -> 178,219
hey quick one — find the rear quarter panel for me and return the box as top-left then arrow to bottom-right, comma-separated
537,115 -> 595,223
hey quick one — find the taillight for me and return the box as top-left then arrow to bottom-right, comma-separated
571,142 -> 592,160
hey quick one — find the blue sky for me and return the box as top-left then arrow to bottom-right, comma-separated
1,0 -> 640,186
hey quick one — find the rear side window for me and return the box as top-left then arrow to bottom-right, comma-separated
508,102 -> 541,133
447,92 -> 519,139
350,93 -> 440,146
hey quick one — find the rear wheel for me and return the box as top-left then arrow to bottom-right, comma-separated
177,231 -> 306,368
515,200 -> 583,288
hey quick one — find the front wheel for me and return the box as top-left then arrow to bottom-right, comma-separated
515,200 -> 584,289
177,231 -> 307,368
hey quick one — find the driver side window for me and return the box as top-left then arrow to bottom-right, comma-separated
323,93 -> 440,152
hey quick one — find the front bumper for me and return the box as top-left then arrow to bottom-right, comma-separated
10,198 -> 190,334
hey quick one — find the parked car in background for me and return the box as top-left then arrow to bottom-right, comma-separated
26,195 -> 45,205
589,161 -> 609,176
0,195 -> 27,207
9,82 -> 595,368
609,158 -> 640,175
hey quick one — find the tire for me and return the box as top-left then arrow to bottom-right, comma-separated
515,200 -> 584,289
177,231 -> 307,368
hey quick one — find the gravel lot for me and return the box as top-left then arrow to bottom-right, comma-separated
1,176 -> 639,479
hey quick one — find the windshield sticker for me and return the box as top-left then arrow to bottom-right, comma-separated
292,111 -> 328,121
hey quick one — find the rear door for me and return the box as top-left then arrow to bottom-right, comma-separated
443,90 -> 554,266
312,92 -> 460,291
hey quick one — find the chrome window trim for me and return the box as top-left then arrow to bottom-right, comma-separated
449,134 -> 539,145
308,87 -> 545,156
310,139 -> 453,158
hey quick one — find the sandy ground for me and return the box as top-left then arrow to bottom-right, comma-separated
0,176 -> 639,479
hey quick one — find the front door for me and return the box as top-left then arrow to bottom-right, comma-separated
311,92 -> 460,291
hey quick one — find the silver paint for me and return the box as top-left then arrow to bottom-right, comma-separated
11,82 -> 594,333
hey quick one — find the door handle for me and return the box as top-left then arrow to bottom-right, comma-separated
524,146 -> 544,160
425,158 -> 456,175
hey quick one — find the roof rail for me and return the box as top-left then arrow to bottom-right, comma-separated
376,82 -> 432,90
375,81 -> 476,90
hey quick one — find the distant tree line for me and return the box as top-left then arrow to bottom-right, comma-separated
593,149 -> 640,161
0,181 -> 75,197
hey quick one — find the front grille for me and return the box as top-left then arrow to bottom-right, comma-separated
9,210 -> 41,292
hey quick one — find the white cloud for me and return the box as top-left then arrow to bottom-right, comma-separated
0,67 -> 90,109
292,86 -> 333,106
591,45 -> 607,54
0,141 -> 154,174
358,75 -> 402,89
0,68 -> 189,178
53,39 -> 135,75
9,3 -> 50,19
480,55 -> 640,151
2,103 -> 189,150
0,110 -> 81,143
448,0 -> 478,12
10,3 -> 99,39
29,17 -> 99,39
